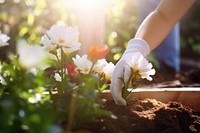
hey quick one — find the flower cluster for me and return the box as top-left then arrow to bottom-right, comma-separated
41,25 -> 115,91
41,24 -> 81,54
122,52 -> 156,100
127,52 -> 155,81
72,55 -> 115,81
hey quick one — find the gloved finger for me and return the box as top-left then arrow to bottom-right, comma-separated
113,92 -> 127,106
110,61 -> 127,106
110,63 -> 123,100
110,80 -> 126,106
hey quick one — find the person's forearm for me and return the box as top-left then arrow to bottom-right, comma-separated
135,10 -> 172,50
134,0 -> 195,51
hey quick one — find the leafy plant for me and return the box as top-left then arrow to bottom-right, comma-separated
0,24 -> 114,132
40,24 -> 113,131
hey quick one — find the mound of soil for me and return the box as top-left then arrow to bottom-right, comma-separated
75,69 -> 200,133
84,98 -> 200,133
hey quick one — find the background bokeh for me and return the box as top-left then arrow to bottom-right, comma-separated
0,0 -> 200,71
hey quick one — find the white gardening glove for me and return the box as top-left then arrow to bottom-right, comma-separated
110,38 -> 150,105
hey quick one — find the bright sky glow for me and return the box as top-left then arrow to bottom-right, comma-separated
67,0 -> 106,10
0,0 -> 5,4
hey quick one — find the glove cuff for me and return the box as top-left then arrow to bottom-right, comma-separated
125,38 -> 150,57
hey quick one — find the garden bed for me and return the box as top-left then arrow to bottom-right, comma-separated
83,98 -> 200,133
73,69 -> 200,133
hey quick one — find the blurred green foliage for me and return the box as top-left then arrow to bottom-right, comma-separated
181,0 -> 200,54
105,0 -> 139,63
0,55 -> 55,133
0,0 -> 77,61
0,0 -> 139,63
1,0 -> 199,62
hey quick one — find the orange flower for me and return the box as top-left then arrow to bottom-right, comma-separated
88,44 -> 109,60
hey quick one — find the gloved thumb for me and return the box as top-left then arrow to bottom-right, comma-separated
110,75 -> 127,106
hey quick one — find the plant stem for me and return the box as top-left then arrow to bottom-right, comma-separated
67,86 -> 78,132
122,72 -> 134,100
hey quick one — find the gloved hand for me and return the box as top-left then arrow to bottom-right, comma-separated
110,38 -> 150,105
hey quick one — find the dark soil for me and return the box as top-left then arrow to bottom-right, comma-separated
141,68 -> 200,88
78,69 -> 200,133
83,99 -> 200,133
